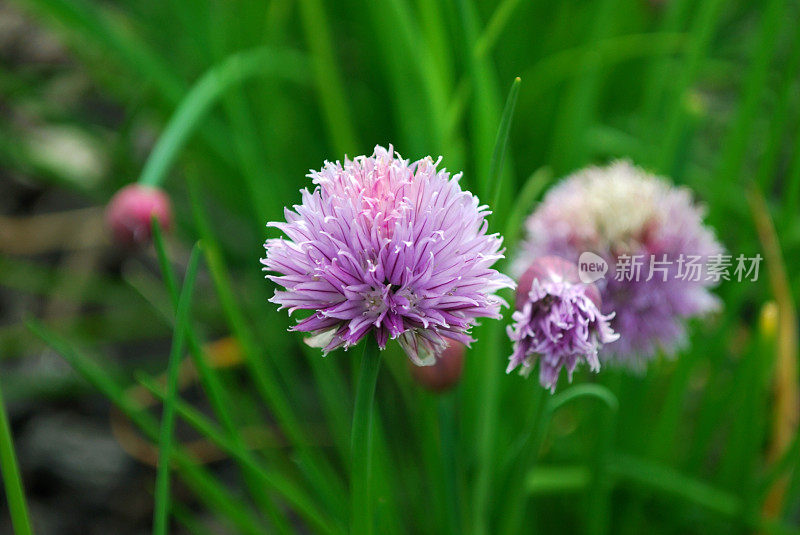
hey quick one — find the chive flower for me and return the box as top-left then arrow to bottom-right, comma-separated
516,161 -> 723,367
508,256 -> 618,392
262,145 -> 513,365
106,184 -> 172,246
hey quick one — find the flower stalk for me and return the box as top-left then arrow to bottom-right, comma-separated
351,339 -> 381,535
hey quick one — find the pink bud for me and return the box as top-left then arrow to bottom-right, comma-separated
409,340 -> 464,393
516,256 -> 601,310
106,184 -> 172,247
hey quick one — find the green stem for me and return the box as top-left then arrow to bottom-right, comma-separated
438,394 -> 461,535
0,379 -> 33,535
498,386 -> 548,535
471,321 -> 503,535
546,382 -> 619,535
153,245 -> 201,535
351,340 -> 382,535
585,398 -> 617,535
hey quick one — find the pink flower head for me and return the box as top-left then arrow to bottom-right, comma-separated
106,184 -> 172,246
507,256 -> 618,392
516,161 -> 723,368
262,145 -> 514,365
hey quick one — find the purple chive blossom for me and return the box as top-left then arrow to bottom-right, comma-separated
261,145 -> 514,365
507,256 -> 618,392
516,161 -> 723,368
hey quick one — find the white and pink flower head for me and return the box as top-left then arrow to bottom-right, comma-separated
262,145 -> 514,365
516,161 -> 723,368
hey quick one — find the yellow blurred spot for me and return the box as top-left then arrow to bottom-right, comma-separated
759,301 -> 778,340
204,337 -> 243,368
684,90 -> 707,118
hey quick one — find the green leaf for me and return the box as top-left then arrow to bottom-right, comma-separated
139,47 -> 309,187
137,373 -> 345,535
0,379 -> 33,535
153,244 -> 201,535
547,383 -> 620,415
25,320 -> 267,535
489,77 -> 522,212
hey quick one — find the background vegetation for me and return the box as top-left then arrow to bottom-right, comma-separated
1,0 -> 799,533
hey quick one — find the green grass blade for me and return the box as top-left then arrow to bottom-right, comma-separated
18,0 -> 183,101
548,0 -> 620,173
782,129 -> 800,221
150,219 -> 179,308
0,379 -> 33,535
489,77 -> 521,211
152,221 -> 294,532
759,425 -> 800,499
756,32 -> 800,192
498,386 -> 548,535
470,321 -> 504,535
296,0 -> 359,154
502,167 -> 552,253
547,383 -> 620,415
137,374 -> 344,535
656,0 -> 726,171
414,0 -> 457,152
153,244 -> 201,535
519,33 -> 686,105
358,0 -> 436,154
583,378 -> 619,535
526,465 -> 590,494
437,394 -> 461,535
455,0 -> 508,191
139,47 -> 309,187
171,500 -> 217,535
25,320 -> 267,535
469,76 -> 521,535
186,174 -> 347,515
474,0 -> 525,59
611,454 -> 741,519
640,0 -> 692,121
712,0 -> 786,188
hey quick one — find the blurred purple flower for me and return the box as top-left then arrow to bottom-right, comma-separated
516,161 -> 723,368
262,145 -> 513,365
508,256 -> 618,392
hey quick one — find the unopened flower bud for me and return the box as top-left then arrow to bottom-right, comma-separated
409,340 -> 464,393
106,184 -> 172,247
